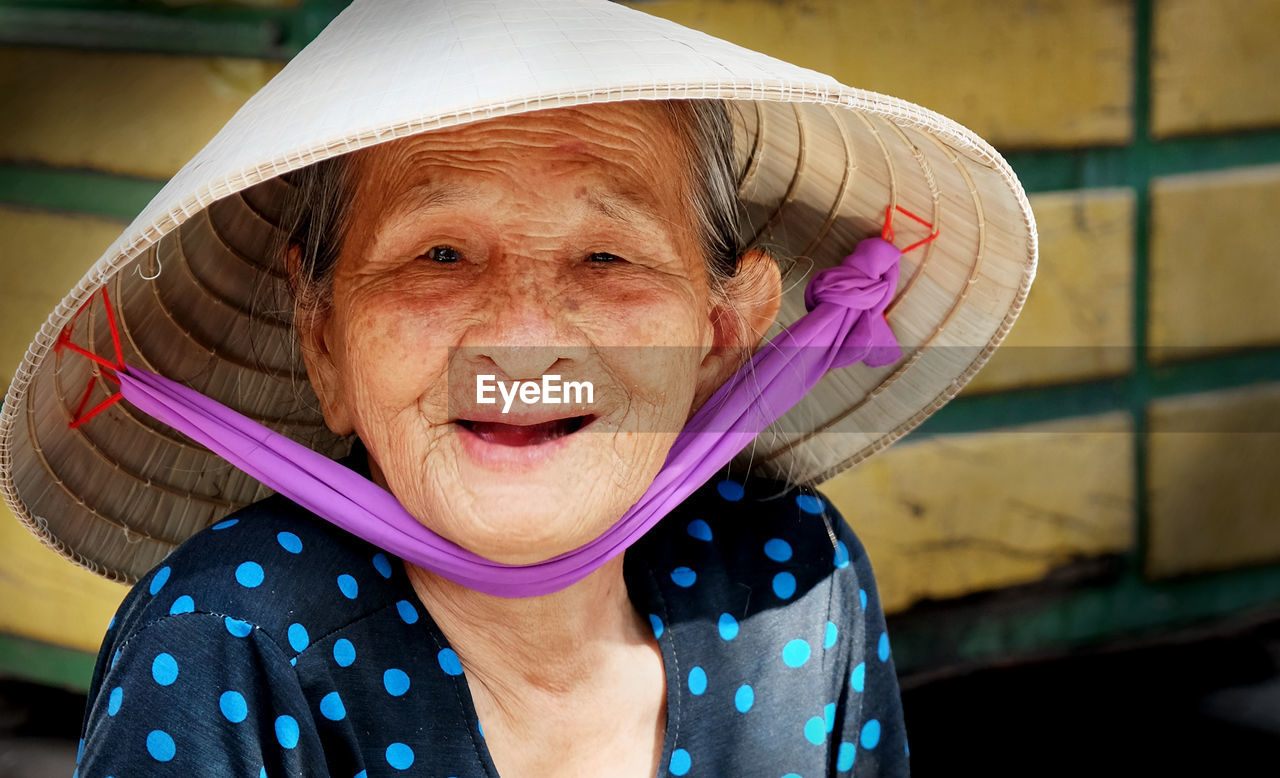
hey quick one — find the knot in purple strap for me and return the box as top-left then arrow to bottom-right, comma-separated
802,236 -> 904,369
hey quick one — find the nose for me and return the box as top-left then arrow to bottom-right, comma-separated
456,265 -> 580,381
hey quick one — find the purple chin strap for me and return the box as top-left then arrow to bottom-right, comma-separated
65,215 -> 931,597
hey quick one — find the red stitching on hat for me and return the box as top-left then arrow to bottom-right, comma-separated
53,287 -> 127,428
100,284 -> 126,369
881,204 -> 940,254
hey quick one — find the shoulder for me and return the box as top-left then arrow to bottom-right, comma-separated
626,477 -> 907,776
105,494 -> 412,660
628,474 -> 875,621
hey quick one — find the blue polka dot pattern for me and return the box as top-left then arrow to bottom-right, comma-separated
275,715 -> 300,749
319,691 -> 346,721
386,742 -> 415,770
210,518 -> 238,530
834,540 -> 851,569
669,748 -> 692,776
80,476 -> 909,777
796,494 -> 824,514
288,623 -> 310,652
688,666 -> 707,695
860,719 -> 881,749
670,567 -> 697,587
838,741 -> 857,771
372,553 -> 392,579
804,715 -> 826,745
782,639 -> 811,668
772,572 -> 797,599
718,613 -> 739,641
146,730 -> 175,762
219,691 -> 248,723
151,653 -> 178,686
878,631 -> 891,662
168,595 -> 195,615
276,531 -> 303,554
764,538 -> 793,562
396,600 -> 419,624
235,561 -> 264,588
337,574 -> 359,599
686,519 -> 713,541
383,668 -> 411,697
437,648 -> 463,676
333,639 -> 356,668
148,566 -> 171,595
716,480 -> 744,501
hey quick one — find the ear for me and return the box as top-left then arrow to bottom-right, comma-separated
287,244 -> 356,435
692,249 -> 782,410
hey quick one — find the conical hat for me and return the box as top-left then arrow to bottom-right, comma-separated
0,0 -> 1037,583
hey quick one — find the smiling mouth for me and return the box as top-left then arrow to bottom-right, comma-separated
454,415 -> 596,447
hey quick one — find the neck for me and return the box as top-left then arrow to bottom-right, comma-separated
407,554 -> 667,776
405,554 -> 651,697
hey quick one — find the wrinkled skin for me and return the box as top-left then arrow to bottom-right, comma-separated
298,102 -> 780,565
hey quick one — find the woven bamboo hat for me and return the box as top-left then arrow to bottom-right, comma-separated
1,0 -> 1036,584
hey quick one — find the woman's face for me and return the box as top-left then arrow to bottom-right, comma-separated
299,102 -> 778,564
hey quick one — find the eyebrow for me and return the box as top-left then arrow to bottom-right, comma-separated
383,182 -> 481,221
380,180 -> 665,232
586,188 -> 664,228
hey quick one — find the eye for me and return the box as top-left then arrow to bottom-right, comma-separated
586,252 -> 623,264
421,245 -> 462,263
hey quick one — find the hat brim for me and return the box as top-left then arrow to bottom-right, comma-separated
0,0 -> 1037,583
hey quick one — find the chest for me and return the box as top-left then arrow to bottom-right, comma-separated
293,589 -> 852,778
469,652 -> 668,778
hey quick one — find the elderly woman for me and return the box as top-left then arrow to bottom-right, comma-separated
0,1 -> 1037,776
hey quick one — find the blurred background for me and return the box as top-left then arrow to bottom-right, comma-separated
1,0 -> 1278,775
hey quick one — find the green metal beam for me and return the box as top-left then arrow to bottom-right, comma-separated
0,1 -> 336,60
1127,0 -> 1156,579
914,348 -> 1280,438
1005,131 -> 1280,195
0,633 -> 97,692
889,562 -> 1280,674
0,165 -> 160,221
915,375 -> 1131,437
1148,349 -> 1280,402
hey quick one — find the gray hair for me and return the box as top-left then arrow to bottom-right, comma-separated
277,99 -> 746,316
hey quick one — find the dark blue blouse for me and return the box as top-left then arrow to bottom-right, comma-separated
76,473 -> 909,777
